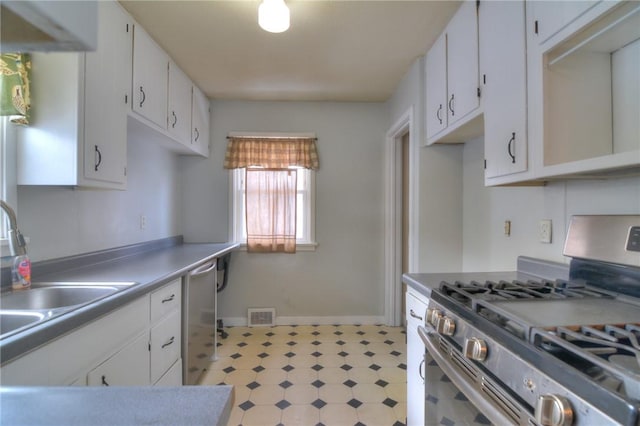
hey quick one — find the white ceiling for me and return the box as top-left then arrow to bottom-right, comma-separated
119,1 -> 461,102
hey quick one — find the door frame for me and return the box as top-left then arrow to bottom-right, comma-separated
384,106 -> 418,326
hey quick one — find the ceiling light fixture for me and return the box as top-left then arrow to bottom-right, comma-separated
258,0 -> 290,33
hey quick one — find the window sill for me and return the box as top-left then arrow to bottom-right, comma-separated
234,241 -> 318,252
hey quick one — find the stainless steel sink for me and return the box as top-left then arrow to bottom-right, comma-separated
0,282 -> 136,339
1,286 -> 122,310
0,311 -> 48,336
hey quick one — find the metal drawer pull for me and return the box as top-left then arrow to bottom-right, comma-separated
139,86 -> 146,107
507,132 -> 516,164
171,111 -> 177,128
194,127 -> 200,142
161,294 -> 175,303
436,104 -> 443,124
409,309 -> 423,321
162,336 -> 175,349
94,145 -> 102,172
419,359 -> 425,381
448,93 -> 455,116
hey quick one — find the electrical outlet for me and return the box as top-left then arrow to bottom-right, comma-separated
539,219 -> 552,243
140,215 -> 146,230
504,220 -> 511,236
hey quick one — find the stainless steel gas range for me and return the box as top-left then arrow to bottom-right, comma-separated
418,215 -> 640,426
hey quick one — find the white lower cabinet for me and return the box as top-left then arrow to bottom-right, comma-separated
150,279 -> 182,385
150,310 -> 181,384
0,279 -> 184,387
155,358 -> 183,386
406,288 -> 428,426
88,331 -> 150,386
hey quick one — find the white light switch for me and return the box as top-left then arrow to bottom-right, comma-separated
539,219 -> 552,243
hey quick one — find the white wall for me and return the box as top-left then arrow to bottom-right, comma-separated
388,57 -> 463,273
17,128 -> 182,261
181,100 -> 390,323
462,135 -> 640,271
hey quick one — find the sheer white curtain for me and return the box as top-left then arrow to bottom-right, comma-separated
245,168 -> 297,253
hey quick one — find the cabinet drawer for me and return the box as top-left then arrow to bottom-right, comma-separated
87,331 -> 150,386
151,279 -> 182,323
150,309 -> 181,383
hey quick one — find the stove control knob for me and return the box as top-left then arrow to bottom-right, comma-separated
436,316 -> 456,336
463,338 -> 487,361
426,309 -> 442,326
535,394 -> 573,426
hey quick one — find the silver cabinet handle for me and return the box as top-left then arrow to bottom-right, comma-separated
409,309 -> 423,321
161,294 -> 175,303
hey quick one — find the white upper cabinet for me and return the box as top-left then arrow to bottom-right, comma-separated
425,32 -> 448,140
130,22 -> 209,158
168,61 -> 193,146
83,0 -> 132,187
527,0 -> 640,179
480,0 -> 528,181
132,24 -> 169,130
17,0 -> 131,190
446,1 -> 481,126
191,85 -> 211,158
425,0 -> 482,145
530,1 -> 600,45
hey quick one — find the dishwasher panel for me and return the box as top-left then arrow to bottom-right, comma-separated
182,260 -> 217,385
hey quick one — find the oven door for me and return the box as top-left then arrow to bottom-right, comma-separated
418,326 -> 515,426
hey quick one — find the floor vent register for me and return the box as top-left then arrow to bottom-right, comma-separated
248,308 -> 276,327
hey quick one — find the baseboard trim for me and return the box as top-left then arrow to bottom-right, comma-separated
220,315 -> 387,327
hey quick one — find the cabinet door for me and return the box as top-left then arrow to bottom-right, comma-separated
446,0 -> 480,125
191,85 -> 210,157
132,24 -> 168,129
531,1 -> 600,45
406,290 -> 428,426
83,0 -> 131,188
425,31 -> 448,140
155,358 -> 183,386
481,0 -> 527,178
168,61 -> 192,146
87,332 -> 150,386
150,310 -> 181,384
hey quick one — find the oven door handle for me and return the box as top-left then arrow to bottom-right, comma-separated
417,326 -> 517,426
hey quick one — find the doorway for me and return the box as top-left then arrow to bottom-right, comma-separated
401,132 -> 410,325
384,107 -> 415,327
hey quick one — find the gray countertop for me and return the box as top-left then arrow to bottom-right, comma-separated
1,242 -> 239,364
0,385 -> 234,426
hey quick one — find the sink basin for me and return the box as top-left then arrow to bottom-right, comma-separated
0,311 -> 48,336
0,282 -> 137,339
0,282 -> 135,311
1,286 -> 120,310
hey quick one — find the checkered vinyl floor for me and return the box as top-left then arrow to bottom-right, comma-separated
200,324 -> 407,426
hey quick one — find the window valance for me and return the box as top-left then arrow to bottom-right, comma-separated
0,53 -> 32,125
224,136 -> 319,170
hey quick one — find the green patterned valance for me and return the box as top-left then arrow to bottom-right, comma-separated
0,53 -> 31,125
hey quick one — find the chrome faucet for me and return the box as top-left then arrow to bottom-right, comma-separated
0,200 -> 27,256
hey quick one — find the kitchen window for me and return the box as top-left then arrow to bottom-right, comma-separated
230,167 -> 316,250
226,134 -> 318,252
